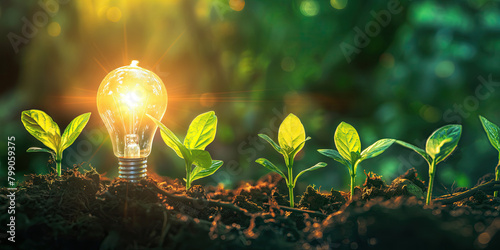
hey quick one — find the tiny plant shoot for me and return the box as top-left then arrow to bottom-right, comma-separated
318,122 -> 395,200
148,111 -> 223,190
256,113 -> 327,208
21,110 -> 91,177
396,124 -> 462,205
479,115 -> 500,197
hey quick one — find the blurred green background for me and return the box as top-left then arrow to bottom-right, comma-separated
1,0 -> 500,196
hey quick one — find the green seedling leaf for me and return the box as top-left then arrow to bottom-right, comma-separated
149,112 -> 222,191
360,139 -> 395,161
258,134 -> 281,153
288,136 -> 311,161
21,110 -> 61,153
22,110 -> 91,177
479,115 -> 500,153
255,158 -> 287,181
293,162 -> 327,186
60,112 -> 91,152
396,140 -> 431,165
184,111 -> 217,150
334,122 -> 361,163
317,149 -> 351,169
426,124 -> 462,165
278,113 -> 306,157
148,114 -> 190,159
191,149 -> 212,169
160,131 -> 184,158
27,147 -> 56,159
191,160 -> 224,182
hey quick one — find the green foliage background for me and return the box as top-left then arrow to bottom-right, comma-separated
1,0 -> 500,195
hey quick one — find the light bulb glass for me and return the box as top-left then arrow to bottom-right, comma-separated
97,60 -> 167,181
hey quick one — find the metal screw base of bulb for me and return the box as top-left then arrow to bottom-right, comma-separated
118,157 -> 147,183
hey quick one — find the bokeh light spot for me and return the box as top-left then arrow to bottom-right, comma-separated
330,0 -> 347,10
379,53 -> 394,69
281,57 -> 296,72
229,0 -> 245,12
478,232 -> 491,245
107,7 -> 122,22
300,0 -> 319,17
435,60 -> 455,78
419,105 -> 441,123
47,22 -> 61,37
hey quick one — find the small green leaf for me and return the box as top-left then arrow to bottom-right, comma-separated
360,139 -> 395,160
148,114 -> 190,160
255,158 -> 287,181
21,110 -> 61,153
396,140 -> 431,164
317,149 -> 351,169
190,149 -> 212,169
184,111 -> 217,150
293,162 -> 327,186
160,131 -> 184,158
278,113 -> 306,156
288,136 -> 311,161
27,147 -> 55,159
60,112 -> 91,152
191,160 -> 224,182
479,115 -> 500,153
426,124 -> 462,165
258,134 -> 281,153
334,122 -> 361,163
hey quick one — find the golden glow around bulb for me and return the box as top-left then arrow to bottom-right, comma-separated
96,60 -> 168,158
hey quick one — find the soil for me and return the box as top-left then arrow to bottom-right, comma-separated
1,166 -> 499,250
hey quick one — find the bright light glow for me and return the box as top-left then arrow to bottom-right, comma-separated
121,92 -> 142,109
97,60 -> 168,158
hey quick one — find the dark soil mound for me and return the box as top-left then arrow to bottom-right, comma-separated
0,166 -> 499,249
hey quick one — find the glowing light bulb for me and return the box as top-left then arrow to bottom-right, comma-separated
97,60 -> 168,182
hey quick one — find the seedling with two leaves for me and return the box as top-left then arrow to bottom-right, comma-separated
148,111 -> 223,190
21,110 -> 91,177
396,124 -> 462,205
256,113 -> 327,208
479,115 -> 500,197
318,122 -> 395,200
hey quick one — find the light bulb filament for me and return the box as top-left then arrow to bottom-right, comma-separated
125,134 -> 140,158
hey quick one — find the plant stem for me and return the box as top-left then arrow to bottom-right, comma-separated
349,161 -> 359,200
495,162 -> 499,197
56,159 -> 62,177
350,174 -> 355,200
288,156 -> 295,208
185,160 -> 192,190
426,163 -> 435,205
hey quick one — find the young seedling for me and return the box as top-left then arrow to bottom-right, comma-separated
396,124 -> 462,205
479,115 -> 500,197
148,111 -> 223,190
256,113 -> 327,208
317,122 -> 395,200
21,110 -> 91,177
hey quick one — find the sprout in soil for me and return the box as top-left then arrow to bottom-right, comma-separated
317,122 -> 395,200
396,124 -> 462,205
21,110 -> 91,177
148,111 -> 223,190
479,115 -> 500,197
256,113 -> 327,208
